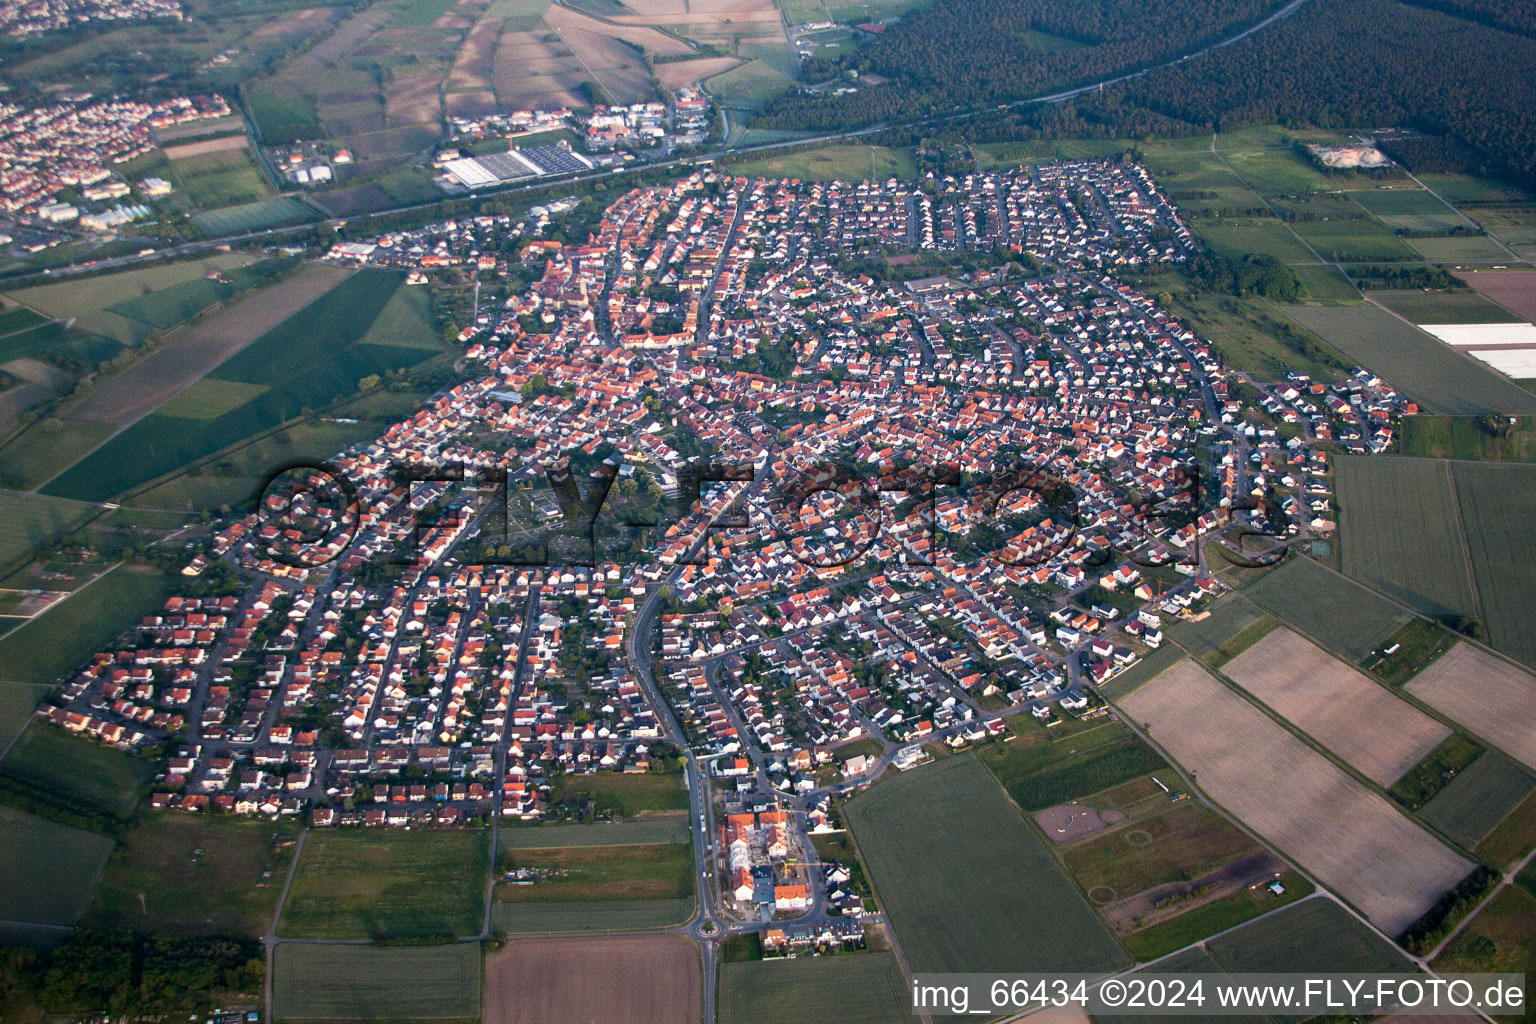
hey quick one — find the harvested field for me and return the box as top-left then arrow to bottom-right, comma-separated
655,55 -> 742,90
484,935 -> 699,1024
1406,644 -> 1536,770
547,4 -> 691,54
448,15 -> 503,91
273,941 -> 480,1020
1120,660 -> 1474,934
1420,751 -> 1536,848
62,264 -> 350,429
387,74 -> 445,127
1241,555 -> 1409,662
494,28 -> 586,109
298,5 -> 396,67
1035,803 -> 1124,842
1281,304 -> 1536,416
1223,628 -> 1450,787
1458,270 -> 1536,322
447,89 -> 500,116
162,134 -> 249,160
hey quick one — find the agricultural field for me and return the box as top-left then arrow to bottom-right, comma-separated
1407,644 -> 1536,771
1458,270 -> 1536,322
1207,896 -> 1411,975
0,565 -> 175,685
844,754 -> 1127,975
278,827 -> 489,939
1450,461 -> 1536,667
1221,628 -> 1451,787
1366,618 -> 1458,686
484,935 -> 698,1024
1399,416 -> 1536,462
1405,235 -> 1514,262
272,941 -> 481,1021
718,953 -> 910,1024
0,681 -> 49,755
0,723 -> 154,820
0,491 -> 97,571
490,895 -> 694,933
1389,733 -> 1485,812
1240,554 -> 1409,662
547,768 -> 689,816
1164,592 -> 1268,661
191,196 -> 319,235
1095,643 -> 1183,700
1419,751 -> 1536,849
494,841 -> 692,902
103,256 -> 297,331
1335,455 -> 1480,621
977,715 -> 1165,812
1120,659 -> 1474,935
1433,886 -> 1536,1021
85,813 -> 303,936
1281,304 -> 1536,416
44,268 -> 442,503
0,806 -> 114,926
498,812 -> 689,848
165,146 -> 275,209
1478,789 -> 1536,870
731,144 -> 918,182
1291,217 -> 1420,262
0,420 -> 115,491
1289,264 -> 1362,304
1368,289 -> 1522,325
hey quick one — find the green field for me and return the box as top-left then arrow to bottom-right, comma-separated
86,813 -> 302,935
1290,264 -> 1362,304
170,147 -> 274,208
1367,618 -> 1457,686
247,81 -> 322,140
155,378 -> 271,420
0,321 -> 122,365
1478,786 -> 1536,870
1406,235 -> 1514,262
0,806 -> 114,926
978,716 -> 1166,812
1419,751 -> 1536,849
1196,219 -> 1317,262
1156,285 -> 1347,383
104,256 -> 296,330
0,565 -> 175,684
6,253 -> 260,322
360,283 -> 439,348
1390,733 -> 1484,811
1096,643 -> 1183,700
548,769 -> 690,816
0,681 -> 48,755
192,196 -> 319,235
1062,803 -> 1260,899
1368,289 -> 1522,325
1240,555 -> 1410,662
490,895 -> 694,933
495,841 -> 692,902
43,269 -> 440,503
1400,416 -> 1536,462
731,145 -> 918,182
272,941 -> 481,1021
498,812 -> 689,849
1116,948 -> 1271,1024
0,490 -> 97,570
1433,885 -> 1536,1021
278,828 -> 489,940
1336,457 -> 1536,668
844,754 -> 1127,975
0,724 -> 154,819
1121,879 -> 1311,963
1281,304 -> 1536,416
719,953 -> 910,1024
1164,594 -> 1267,662
1334,456 -> 1480,621
1207,897 -> 1411,975
0,420 -> 116,491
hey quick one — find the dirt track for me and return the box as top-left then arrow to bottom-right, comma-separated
484,935 -> 699,1024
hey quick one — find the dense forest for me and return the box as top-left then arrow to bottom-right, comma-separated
755,0 -> 1289,130
760,0 -> 1536,192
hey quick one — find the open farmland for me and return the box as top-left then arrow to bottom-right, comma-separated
718,953 -> 910,1024
1451,461 -> 1536,666
44,268 -> 441,503
977,715 -> 1165,811
0,723 -> 153,819
60,263 -> 350,429
1419,751 -> 1536,849
1280,304 -> 1536,416
844,754 -> 1126,975
278,827 -> 489,940
1335,456 -> 1480,621
1164,593 -> 1270,663
0,491 -> 97,570
484,935 -> 698,1024
490,895 -> 693,933
499,812 -> 689,848
494,841 -> 692,902
1120,660 -> 1474,935
1369,289 -> 1522,325
1433,886 -> 1536,1021
273,941 -> 481,1020
1406,644 -> 1536,770
0,564 -> 174,685
732,144 -> 918,182
86,813 -> 302,936
0,681 -> 48,755
0,806 -> 114,926
1207,896 -> 1411,975
1399,416 -> 1536,462
1457,270 -> 1536,322
191,197 -> 319,235
1222,628 -> 1450,787
1241,555 -> 1409,662
547,767 -> 689,815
